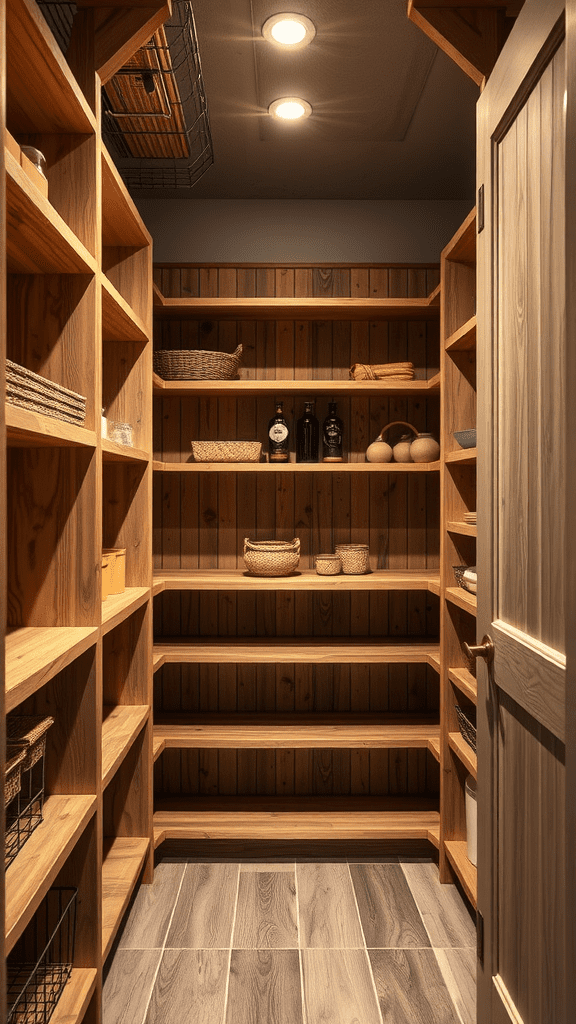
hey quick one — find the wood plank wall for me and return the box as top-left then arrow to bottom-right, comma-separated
153,263 -> 441,800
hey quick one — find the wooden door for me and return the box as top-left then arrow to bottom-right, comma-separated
476,1 -> 567,1022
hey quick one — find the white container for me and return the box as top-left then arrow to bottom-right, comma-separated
465,774 -> 477,866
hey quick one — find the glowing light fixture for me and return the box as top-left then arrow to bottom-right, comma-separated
268,96 -> 312,120
262,13 -> 316,49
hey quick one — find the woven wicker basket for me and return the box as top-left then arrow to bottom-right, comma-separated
6,715 -> 55,771
191,440 -> 262,463
455,705 -> 477,753
6,359 -> 86,425
5,745 -> 27,806
154,344 -> 242,381
453,565 -> 477,594
350,360 -> 414,381
243,538 -> 300,577
335,543 -> 370,574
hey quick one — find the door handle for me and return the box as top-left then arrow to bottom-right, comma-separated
463,634 -> 494,664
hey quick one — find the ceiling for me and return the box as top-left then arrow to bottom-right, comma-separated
184,0 -> 479,201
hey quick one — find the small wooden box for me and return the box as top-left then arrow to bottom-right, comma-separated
103,547 -> 126,595
20,149 -> 49,199
101,553 -> 111,601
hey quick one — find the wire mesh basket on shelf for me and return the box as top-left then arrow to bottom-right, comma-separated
5,716 -> 54,869
455,705 -> 477,753
7,887 -> 77,1024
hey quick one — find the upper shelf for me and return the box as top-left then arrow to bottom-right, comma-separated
101,275 -> 149,343
101,147 -> 151,249
154,569 -> 441,593
6,0 -> 97,135
5,404 -> 97,449
6,625 -> 99,712
153,373 -> 441,397
152,291 -> 441,322
154,460 -> 441,473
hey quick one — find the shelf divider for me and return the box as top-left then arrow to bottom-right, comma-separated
101,837 -> 149,961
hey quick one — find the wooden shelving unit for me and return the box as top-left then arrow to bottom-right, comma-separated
439,208 -> 478,906
152,260 -> 442,852
1,2 -> 154,1021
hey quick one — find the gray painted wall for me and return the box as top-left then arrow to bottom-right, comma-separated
134,198 -> 473,263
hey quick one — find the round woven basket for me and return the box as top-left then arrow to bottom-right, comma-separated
335,543 -> 370,574
244,538 -> 300,577
315,553 -> 342,576
154,344 -> 242,381
191,440 -> 262,463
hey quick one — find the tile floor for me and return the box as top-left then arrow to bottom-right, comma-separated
103,856 -> 476,1024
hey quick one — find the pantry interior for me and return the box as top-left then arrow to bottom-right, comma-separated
0,1 -> 572,1023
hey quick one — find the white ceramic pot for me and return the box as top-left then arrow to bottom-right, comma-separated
410,432 -> 440,463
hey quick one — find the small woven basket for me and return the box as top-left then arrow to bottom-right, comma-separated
6,715 -> 55,771
191,440 -> 262,463
315,553 -> 342,576
5,745 -> 27,806
335,543 -> 370,574
244,537 -> 300,577
154,344 -> 242,381
453,565 -> 477,594
455,705 -> 477,753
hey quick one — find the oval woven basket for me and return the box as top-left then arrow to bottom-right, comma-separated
191,441 -> 262,463
243,538 -> 300,577
154,344 -> 242,381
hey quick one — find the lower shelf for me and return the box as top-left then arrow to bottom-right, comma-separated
153,797 -> 440,848
102,836 -> 150,961
444,839 -> 477,908
448,731 -> 477,779
49,968 -> 97,1024
153,637 -> 440,668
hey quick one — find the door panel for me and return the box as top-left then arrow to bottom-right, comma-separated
477,2 -> 566,1022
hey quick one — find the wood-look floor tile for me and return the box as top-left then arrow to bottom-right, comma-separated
166,862 -> 239,948
350,863 -> 431,948
400,862 -> 476,948
103,949 -> 161,1024
226,950 -> 303,1024
240,862 -> 295,872
144,950 -> 228,1024
233,871 -> 298,949
435,948 -> 477,1024
347,856 -> 399,864
296,863 -> 365,948
369,948 -> 461,1024
301,948 -> 382,1024
118,862 -> 185,949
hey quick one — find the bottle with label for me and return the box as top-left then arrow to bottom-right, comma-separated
268,401 -> 290,462
322,401 -> 344,462
296,401 -> 319,463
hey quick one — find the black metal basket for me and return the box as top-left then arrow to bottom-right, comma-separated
5,716 -> 53,869
7,888 -> 77,1024
455,705 -> 477,753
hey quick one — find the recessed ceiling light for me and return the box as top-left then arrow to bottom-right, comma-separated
262,13 -> 316,49
268,97 -> 312,121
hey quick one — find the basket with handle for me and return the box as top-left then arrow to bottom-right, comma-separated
243,538 -> 300,577
154,343 -> 242,381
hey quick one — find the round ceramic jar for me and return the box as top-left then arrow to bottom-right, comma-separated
315,553 -> 342,575
410,432 -> 440,463
336,543 -> 370,574
392,433 -> 414,463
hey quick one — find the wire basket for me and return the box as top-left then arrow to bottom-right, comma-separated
5,746 -> 27,806
455,705 -> 477,753
5,716 -> 54,869
243,538 -> 300,577
191,440 -> 262,463
7,887 -> 77,1024
154,344 -> 242,381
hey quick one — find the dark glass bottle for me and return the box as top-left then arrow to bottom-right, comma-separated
322,401 -> 344,462
296,401 -> 319,463
268,401 -> 290,462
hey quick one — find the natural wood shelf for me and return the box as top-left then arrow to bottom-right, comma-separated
102,837 -> 149,961
445,316 -> 476,352
101,274 -> 149,343
428,736 -> 441,762
153,637 -> 440,667
154,569 -> 442,593
152,375 -> 441,398
102,438 -> 150,464
101,587 -> 151,635
5,404 -> 97,449
6,151 -> 96,274
6,0 -> 97,134
447,520 -> 477,537
444,840 -> 477,909
443,208 -> 476,264
154,459 -> 441,473
428,577 -> 441,597
445,447 -> 477,465
48,968 -> 97,1024
445,586 -> 477,615
153,800 -> 441,846
428,650 -> 441,673
101,147 -> 151,249
448,667 -> 478,705
5,626 -> 99,712
428,282 -> 441,306
153,714 -> 441,751
448,731 -> 477,778
152,294 -> 441,321
102,705 -> 150,788
5,795 -> 97,953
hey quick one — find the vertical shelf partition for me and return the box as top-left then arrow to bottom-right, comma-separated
2,2 -> 154,1021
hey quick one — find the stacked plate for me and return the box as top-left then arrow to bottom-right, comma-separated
6,360 -> 86,426
463,512 -> 477,525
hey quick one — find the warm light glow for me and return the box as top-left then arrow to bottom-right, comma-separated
271,19 -> 306,45
262,13 -> 316,49
268,97 -> 312,121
